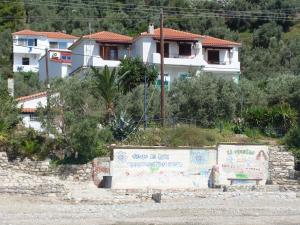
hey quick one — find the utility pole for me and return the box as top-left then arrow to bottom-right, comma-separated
45,48 -> 50,136
144,72 -> 147,130
160,8 -> 165,127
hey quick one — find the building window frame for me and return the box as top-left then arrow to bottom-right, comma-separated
22,57 -> 30,65
179,43 -> 192,56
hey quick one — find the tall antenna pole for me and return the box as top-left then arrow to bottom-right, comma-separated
160,8 -> 165,127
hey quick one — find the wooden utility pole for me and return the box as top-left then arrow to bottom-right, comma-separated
160,8 -> 165,127
45,48 -> 49,85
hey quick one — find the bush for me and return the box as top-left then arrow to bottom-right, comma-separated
243,103 -> 297,137
6,129 -> 49,160
284,126 -> 300,160
169,75 -> 238,127
124,126 -> 223,147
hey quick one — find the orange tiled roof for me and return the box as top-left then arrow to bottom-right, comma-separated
83,31 -> 132,43
13,29 -> 78,39
141,28 -> 202,41
16,92 -> 47,102
21,108 -> 37,113
202,35 -> 241,47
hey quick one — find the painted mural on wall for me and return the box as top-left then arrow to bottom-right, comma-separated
217,144 -> 269,185
111,149 -> 216,189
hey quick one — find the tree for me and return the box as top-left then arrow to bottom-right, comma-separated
0,0 -> 25,32
37,76 -> 109,162
169,75 -> 238,127
14,72 -> 45,97
0,91 -> 20,132
91,66 -> 120,120
253,22 -> 282,48
118,57 -> 158,94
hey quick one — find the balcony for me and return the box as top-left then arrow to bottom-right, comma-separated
13,65 -> 39,73
13,45 -> 44,55
152,53 -> 204,67
92,57 -> 121,68
202,61 -> 240,73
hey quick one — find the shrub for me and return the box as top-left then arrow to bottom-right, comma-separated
124,126 -> 222,147
284,126 -> 300,160
243,103 -> 297,137
169,75 -> 238,127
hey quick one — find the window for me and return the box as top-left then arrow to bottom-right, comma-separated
179,72 -> 190,80
27,39 -> 37,46
156,42 -> 169,58
100,46 -> 118,60
29,114 -> 38,122
22,57 -> 30,65
58,42 -> 67,49
49,42 -> 58,49
207,50 -> 220,64
17,38 -> 37,47
179,43 -> 191,56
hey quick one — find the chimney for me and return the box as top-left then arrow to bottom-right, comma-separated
7,78 -> 14,97
148,23 -> 154,34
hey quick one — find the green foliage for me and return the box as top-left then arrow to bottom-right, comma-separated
253,22 -> 282,48
14,72 -> 45,97
38,75 -> 108,163
124,126 -> 223,147
0,0 -> 24,32
169,75 -> 238,127
0,91 -> 20,133
284,125 -> 300,160
5,129 -> 49,160
243,103 -> 297,137
91,66 -> 119,120
118,57 -> 158,94
110,112 -> 137,141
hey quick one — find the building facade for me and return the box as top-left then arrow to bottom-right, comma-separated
16,92 -> 47,131
69,31 -> 132,75
132,25 -> 241,88
39,50 -> 72,81
12,29 -> 77,73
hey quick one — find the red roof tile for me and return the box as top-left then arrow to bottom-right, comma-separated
83,31 -> 132,43
16,92 -> 47,102
141,28 -> 202,41
202,35 -> 241,47
21,108 -> 37,113
13,29 -> 78,39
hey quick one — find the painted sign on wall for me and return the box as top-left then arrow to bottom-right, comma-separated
217,144 -> 269,185
111,148 -> 216,189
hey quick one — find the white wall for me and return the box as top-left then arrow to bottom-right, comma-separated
21,114 -> 43,131
111,148 -> 217,189
110,144 -> 270,189
17,96 -> 47,109
13,34 -> 77,73
217,144 -> 269,185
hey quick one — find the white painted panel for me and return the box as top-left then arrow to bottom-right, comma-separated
217,144 -> 269,186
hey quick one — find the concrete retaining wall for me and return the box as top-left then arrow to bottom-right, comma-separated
111,145 -> 297,189
111,148 -> 217,189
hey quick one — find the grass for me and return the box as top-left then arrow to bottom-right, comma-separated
122,126 -> 264,147
121,123 -> 280,147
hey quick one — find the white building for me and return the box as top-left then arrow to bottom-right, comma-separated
69,31 -> 132,75
12,29 -> 77,73
39,50 -> 72,81
132,25 -> 241,87
16,92 -> 47,131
